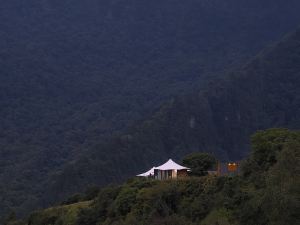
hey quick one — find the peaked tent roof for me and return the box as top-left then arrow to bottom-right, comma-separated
136,167 -> 156,177
155,159 -> 189,171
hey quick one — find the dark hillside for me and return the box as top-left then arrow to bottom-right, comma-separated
48,29 -> 300,205
8,129 -> 300,225
1,0 -> 300,217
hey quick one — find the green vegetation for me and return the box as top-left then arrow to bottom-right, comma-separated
8,129 -> 300,225
1,0 -> 300,218
6,202 -> 91,225
46,27 -> 300,216
28,201 -> 91,225
182,152 -> 217,176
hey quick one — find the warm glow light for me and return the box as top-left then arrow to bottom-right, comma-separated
228,162 -> 238,172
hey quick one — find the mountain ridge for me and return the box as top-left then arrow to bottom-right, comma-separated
1,0 -> 300,218
45,28 -> 300,207
5,128 -> 300,225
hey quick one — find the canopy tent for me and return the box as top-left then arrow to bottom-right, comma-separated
136,159 -> 190,180
155,159 -> 189,171
136,167 -> 156,177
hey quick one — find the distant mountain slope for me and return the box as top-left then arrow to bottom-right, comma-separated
8,129 -> 300,225
48,28 -> 300,206
1,0 -> 300,218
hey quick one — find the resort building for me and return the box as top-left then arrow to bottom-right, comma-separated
137,159 -> 240,180
217,162 -> 240,176
137,159 -> 190,180
137,167 -> 156,178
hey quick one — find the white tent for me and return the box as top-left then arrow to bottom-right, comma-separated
136,159 -> 190,180
155,159 -> 190,170
136,167 -> 156,177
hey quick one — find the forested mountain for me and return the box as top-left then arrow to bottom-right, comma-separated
46,28 -> 300,210
6,129 -> 300,225
1,0 -> 300,218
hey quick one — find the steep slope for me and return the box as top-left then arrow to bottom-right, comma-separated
1,0 -> 300,217
7,129 -> 300,225
48,28 -> 300,206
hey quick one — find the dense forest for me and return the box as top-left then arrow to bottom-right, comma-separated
43,28 -> 300,209
1,0 -> 300,219
5,128 -> 300,225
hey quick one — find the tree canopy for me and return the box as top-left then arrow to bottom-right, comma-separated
182,152 -> 217,176
1,0 -> 300,218
8,129 -> 299,225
